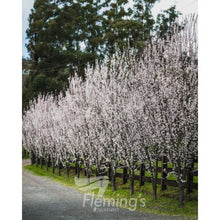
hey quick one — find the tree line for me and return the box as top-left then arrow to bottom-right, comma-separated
23,16 -> 198,206
23,0 -> 181,110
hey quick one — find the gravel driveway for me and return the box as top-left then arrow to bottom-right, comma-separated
22,160 -> 183,220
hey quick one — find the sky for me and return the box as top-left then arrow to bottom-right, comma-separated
22,0 -> 35,58
22,0 -> 198,58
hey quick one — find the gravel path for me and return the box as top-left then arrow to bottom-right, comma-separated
22,160 -> 183,220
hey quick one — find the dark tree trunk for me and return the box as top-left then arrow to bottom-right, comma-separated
48,157 -> 51,167
152,160 -> 158,200
31,151 -> 35,165
40,157 -> 43,169
96,168 -> 99,177
77,165 -> 80,179
52,162 -> 55,174
75,162 -> 78,175
36,157 -> 38,167
66,163 -> 70,178
129,169 -> 134,195
107,163 -> 111,181
161,156 -> 167,191
112,174 -> 116,191
84,169 -> 87,176
139,164 -> 145,186
152,179 -> 157,200
22,148 -> 25,158
130,176 -> 134,195
177,161 -> 186,207
123,167 -> 127,184
99,167 -> 106,187
179,184 -> 185,207
186,162 -> 194,194
31,156 -> 34,165
46,159 -> 49,171
58,160 -> 61,176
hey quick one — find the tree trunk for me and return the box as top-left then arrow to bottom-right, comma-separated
58,160 -> 61,176
112,174 -> 116,191
36,157 -> 38,167
123,167 -> 127,184
48,157 -> 51,167
31,152 -> 35,165
75,162 -> 78,175
152,160 -> 158,200
152,179 -> 157,200
77,165 -> 80,179
129,169 -> 134,195
139,164 -> 145,186
46,159 -> 49,171
22,148 -> 25,158
108,163 -> 111,181
52,162 -> 55,174
40,157 -> 43,169
96,168 -> 99,177
66,163 -> 70,178
130,176 -> 134,195
161,156 -> 167,191
179,184 -> 185,207
186,162 -> 194,194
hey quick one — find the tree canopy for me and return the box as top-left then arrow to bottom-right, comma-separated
23,0 -> 181,110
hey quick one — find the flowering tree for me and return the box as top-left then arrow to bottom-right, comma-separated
23,15 -> 198,206
136,15 -> 198,204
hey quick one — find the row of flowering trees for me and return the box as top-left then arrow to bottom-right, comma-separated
23,16 -> 198,206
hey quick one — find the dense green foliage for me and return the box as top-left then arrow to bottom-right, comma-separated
23,0 -> 181,110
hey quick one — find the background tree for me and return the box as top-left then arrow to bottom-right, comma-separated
23,0 -> 182,111
155,5 -> 182,39
133,0 -> 158,46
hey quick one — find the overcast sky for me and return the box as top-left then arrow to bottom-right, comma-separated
22,0 -> 198,58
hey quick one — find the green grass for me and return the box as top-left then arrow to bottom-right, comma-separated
24,164 -> 198,219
